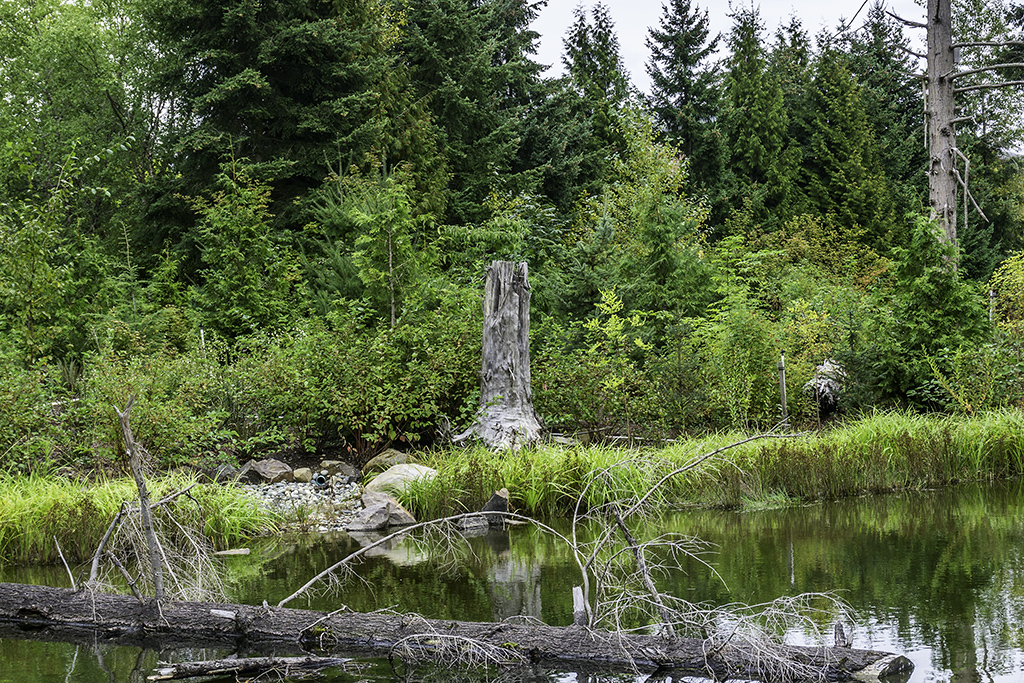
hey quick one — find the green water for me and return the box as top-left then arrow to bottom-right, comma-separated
4,479 -> 1024,682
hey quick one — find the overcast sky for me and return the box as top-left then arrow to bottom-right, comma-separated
531,0 -> 927,94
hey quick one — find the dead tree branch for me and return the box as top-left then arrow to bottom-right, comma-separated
114,395 -> 163,601
955,79 -> 1024,93
149,655 -> 353,680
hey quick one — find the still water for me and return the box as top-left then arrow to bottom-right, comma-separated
3,479 -> 1024,682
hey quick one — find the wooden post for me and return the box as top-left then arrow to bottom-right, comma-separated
455,261 -> 543,450
778,352 -> 788,427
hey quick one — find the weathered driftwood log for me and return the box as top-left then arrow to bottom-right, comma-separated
456,260 -> 543,450
0,583 -> 911,681
148,655 -> 352,680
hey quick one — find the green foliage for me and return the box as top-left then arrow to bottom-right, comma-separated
223,289 -> 481,460
721,5 -> 795,229
534,292 -> 664,437
188,163 -> 295,338
801,48 -> 898,252
0,473 -> 275,564
860,216 -> 992,407
645,0 -> 723,199
80,347 -> 234,468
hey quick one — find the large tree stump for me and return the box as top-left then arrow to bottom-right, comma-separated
456,261 -> 543,450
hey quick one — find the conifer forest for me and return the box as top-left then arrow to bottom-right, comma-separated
2,0 -> 1024,469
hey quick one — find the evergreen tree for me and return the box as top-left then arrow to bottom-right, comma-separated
561,2 -> 632,197
842,2 -> 926,219
563,2 -> 631,106
645,0 -> 723,205
401,0 -> 546,224
721,5 -> 794,229
144,0 -> 393,240
801,48 -> 897,252
767,16 -> 814,215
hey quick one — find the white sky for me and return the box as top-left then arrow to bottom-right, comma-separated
531,0 -> 927,94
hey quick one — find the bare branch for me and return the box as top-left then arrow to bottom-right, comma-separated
54,536 -> 76,591
278,511 -> 573,608
949,62 -> 1024,79
954,40 -> 1024,48
955,79 -> 1024,93
114,395 -> 164,602
887,11 -> 926,28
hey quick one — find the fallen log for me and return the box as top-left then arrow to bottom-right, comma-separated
148,655 -> 352,680
0,583 -> 912,682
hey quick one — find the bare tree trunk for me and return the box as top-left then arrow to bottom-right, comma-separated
928,0 -> 958,246
115,395 -> 164,601
456,261 -> 543,450
0,582 -> 912,681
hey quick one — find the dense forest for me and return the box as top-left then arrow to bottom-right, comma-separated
2,0 -> 1024,470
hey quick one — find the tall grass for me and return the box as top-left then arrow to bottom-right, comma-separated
0,473 -> 276,565
401,410 -> 1024,518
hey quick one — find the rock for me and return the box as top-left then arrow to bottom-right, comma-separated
387,502 -> 416,526
345,502 -> 391,532
457,516 -> 489,533
251,458 -> 294,484
483,487 -> 510,510
320,460 -> 361,482
363,449 -> 417,474
293,467 -> 313,483
361,490 -> 393,509
363,463 -> 436,495
235,460 -> 264,485
344,490 -> 417,532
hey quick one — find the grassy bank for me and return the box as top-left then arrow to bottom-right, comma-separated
400,409 -> 1024,519
0,473 -> 277,565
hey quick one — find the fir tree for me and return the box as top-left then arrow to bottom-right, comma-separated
842,2 -> 926,218
561,2 -> 632,197
401,0 -> 546,223
645,0 -> 723,205
802,48 -> 896,252
721,5 -> 794,229
143,0 -> 394,254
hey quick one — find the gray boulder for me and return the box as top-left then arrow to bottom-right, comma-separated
250,458 -> 294,484
363,448 -> 418,474
320,460 -> 361,482
345,492 -> 416,531
364,463 -> 436,495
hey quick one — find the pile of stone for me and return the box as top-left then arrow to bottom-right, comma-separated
227,450 -> 443,534
225,450 -> 511,536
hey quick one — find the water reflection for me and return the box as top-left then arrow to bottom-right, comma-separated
4,480 -> 1024,681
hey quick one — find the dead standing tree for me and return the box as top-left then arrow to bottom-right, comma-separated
456,260 -> 543,450
893,0 -> 1024,247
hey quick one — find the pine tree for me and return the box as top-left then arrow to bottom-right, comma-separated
401,0 -> 547,224
645,0 -> 723,204
767,16 -> 814,216
563,2 -> 631,106
144,0 -> 394,246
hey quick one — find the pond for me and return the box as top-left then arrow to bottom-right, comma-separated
3,479 -> 1024,682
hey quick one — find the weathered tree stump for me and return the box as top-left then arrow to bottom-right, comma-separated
456,260 -> 543,450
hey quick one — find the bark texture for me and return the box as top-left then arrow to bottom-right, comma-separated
457,261 -> 543,450
927,0 -> 958,245
149,655 -> 352,680
0,582 -> 911,681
